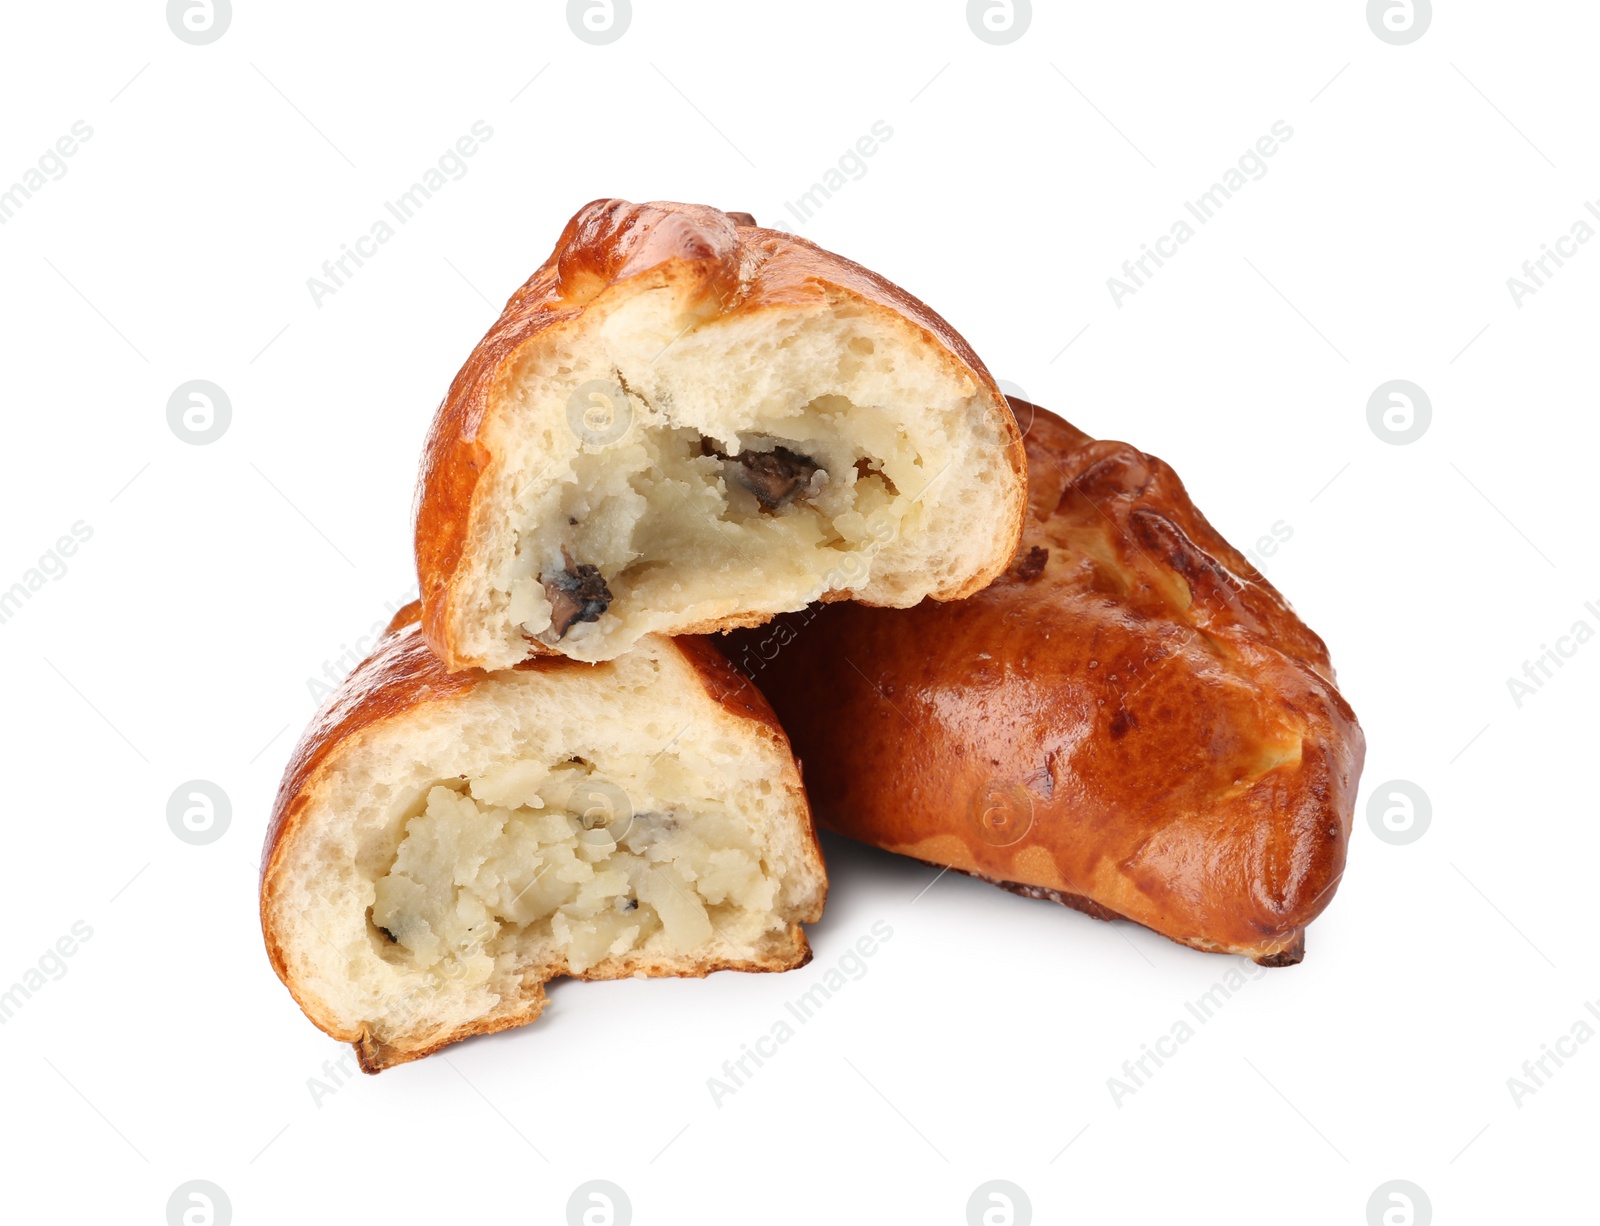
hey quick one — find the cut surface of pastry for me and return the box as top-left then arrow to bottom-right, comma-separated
725,400 -> 1364,966
415,198 -> 1026,667
261,604 -> 825,1071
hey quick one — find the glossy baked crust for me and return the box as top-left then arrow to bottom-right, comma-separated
413,198 -> 1027,669
725,401 -> 1364,964
260,602 -> 826,1070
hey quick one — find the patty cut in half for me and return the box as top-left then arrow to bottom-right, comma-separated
726,400 -> 1364,966
261,604 -> 826,1071
415,198 -> 1027,668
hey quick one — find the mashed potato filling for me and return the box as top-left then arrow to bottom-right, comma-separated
504,393 -> 922,654
370,760 -> 780,979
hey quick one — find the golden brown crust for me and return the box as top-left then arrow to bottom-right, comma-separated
724,400 -> 1364,964
260,600 -> 824,1069
413,199 -> 1027,669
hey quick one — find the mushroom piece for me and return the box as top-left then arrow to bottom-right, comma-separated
1013,546 -> 1049,581
704,442 -> 828,510
541,550 -> 613,639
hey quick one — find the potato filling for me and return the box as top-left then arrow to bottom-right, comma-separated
505,398 -> 917,654
370,761 -> 780,979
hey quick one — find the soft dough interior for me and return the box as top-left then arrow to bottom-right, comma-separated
267,644 -> 820,1055
471,289 -> 1013,664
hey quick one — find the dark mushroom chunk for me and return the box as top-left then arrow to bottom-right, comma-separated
1014,546 -> 1049,581
703,441 -> 827,510
541,550 -> 613,639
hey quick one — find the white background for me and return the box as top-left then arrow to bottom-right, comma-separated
0,2 -> 1594,1223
